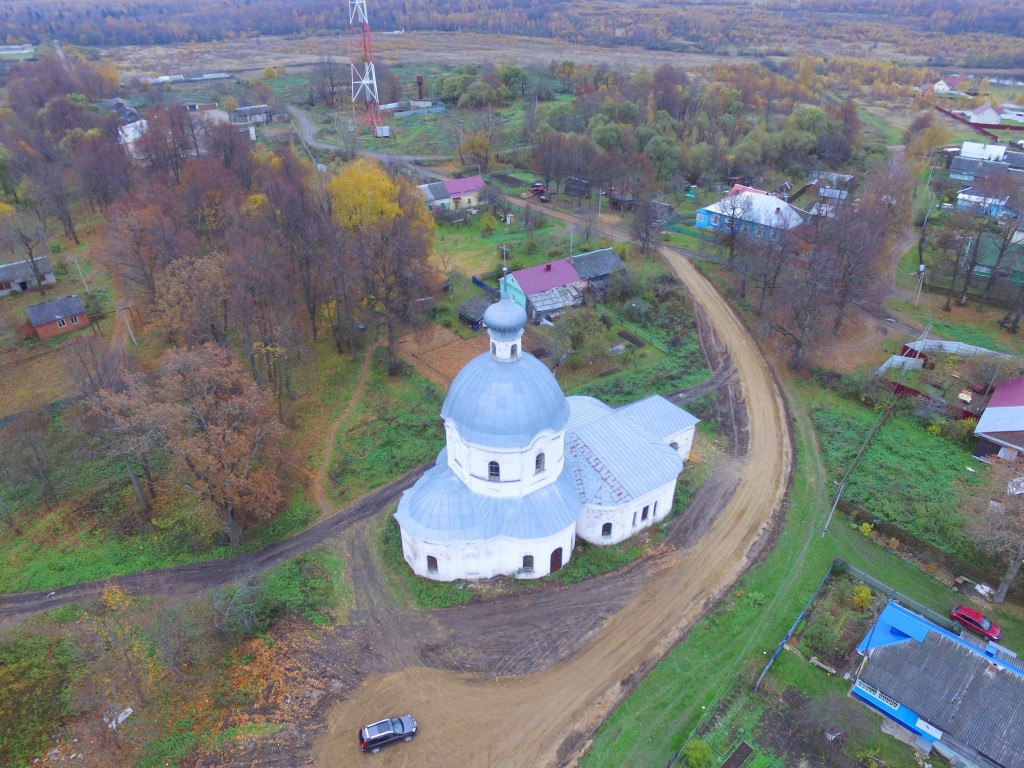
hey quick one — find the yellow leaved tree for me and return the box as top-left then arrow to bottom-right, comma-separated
326,159 -> 434,373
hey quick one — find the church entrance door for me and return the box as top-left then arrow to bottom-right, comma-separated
549,547 -> 562,573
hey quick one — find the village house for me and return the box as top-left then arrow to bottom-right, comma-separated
418,181 -> 451,210
0,256 -> 56,296
443,175 -> 485,210
956,188 -> 1012,218
23,294 -> 90,339
695,185 -> 807,240
852,602 -> 1024,768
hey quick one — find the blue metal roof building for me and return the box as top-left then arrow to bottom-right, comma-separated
853,602 -> 1024,768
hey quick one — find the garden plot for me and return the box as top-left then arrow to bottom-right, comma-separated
395,323 -> 547,388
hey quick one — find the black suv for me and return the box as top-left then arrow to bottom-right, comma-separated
359,715 -> 417,753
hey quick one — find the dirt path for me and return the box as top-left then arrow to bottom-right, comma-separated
311,343 -> 375,517
309,244 -> 792,767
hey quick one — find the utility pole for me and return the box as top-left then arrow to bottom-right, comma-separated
914,264 -> 926,306
118,305 -> 138,346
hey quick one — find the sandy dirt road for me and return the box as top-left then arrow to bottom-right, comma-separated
310,246 -> 792,768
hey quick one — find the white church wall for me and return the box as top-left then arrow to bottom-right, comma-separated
445,424 -> 566,498
667,426 -> 696,462
401,525 -> 576,581
576,479 -> 678,545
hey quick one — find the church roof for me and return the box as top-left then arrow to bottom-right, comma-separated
483,298 -> 527,341
617,395 -> 700,441
565,410 -> 683,505
442,351 -> 570,448
394,449 -> 580,542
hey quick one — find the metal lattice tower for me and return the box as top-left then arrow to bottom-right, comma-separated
349,0 -> 385,137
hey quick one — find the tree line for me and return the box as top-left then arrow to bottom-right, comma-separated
0,0 -> 1021,67
0,53 -> 434,548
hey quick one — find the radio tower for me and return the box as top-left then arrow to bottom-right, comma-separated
349,0 -> 387,138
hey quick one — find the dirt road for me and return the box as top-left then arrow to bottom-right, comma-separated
310,245 -> 792,767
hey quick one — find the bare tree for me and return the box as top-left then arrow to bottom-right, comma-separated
959,456 -> 1024,602
311,56 -> 345,107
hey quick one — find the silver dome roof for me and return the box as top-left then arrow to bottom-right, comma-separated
483,298 -> 527,342
442,351 -> 569,448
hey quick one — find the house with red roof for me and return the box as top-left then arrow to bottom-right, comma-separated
933,76 -> 961,94
442,175 -> 485,210
974,375 -> 1024,460
500,258 -> 584,321
966,103 -> 1003,124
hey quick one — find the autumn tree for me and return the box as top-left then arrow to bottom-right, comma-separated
960,456 -> 1024,602
328,159 -> 434,373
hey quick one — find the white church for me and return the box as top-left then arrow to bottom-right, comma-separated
394,296 -> 699,581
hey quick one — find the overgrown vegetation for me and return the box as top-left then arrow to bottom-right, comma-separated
0,634 -> 78,767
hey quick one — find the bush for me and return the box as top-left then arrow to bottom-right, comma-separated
212,551 -> 338,640
682,739 -> 713,768
804,612 -> 840,657
852,585 -> 872,611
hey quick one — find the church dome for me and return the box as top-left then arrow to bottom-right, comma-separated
483,298 -> 527,341
442,352 -> 569,448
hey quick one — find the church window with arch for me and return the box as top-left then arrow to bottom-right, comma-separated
488,461 -> 500,481
535,452 -> 545,474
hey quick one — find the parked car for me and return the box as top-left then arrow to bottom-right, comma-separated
359,715 -> 417,753
538,194 -> 550,203
950,604 -> 1001,641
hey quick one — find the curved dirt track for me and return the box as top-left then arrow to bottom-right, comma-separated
311,248 -> 792,767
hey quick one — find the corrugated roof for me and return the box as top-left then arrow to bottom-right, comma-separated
443,175 -> 484,197
419,181 -> 449,203
858,603 -> 1024,767
0,256 -> 53,284
566,414 -> 682,504
571,248 -> 625,281
25,294 -> 86,327
617,395 -> 700,441
527,285 -> 582,313
511,258 -> 581,295
702,191 -> 805,229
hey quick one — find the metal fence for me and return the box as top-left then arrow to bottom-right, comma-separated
837,560 -> 959,632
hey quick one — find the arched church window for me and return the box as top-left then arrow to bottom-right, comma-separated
511,343 -> 518,357
488,461 -> 500,481
491,342 -> 496,355
601,522 -> 612,537
522,555 -> 534,572
427,555 -> 438,573
535,452 -> 545,474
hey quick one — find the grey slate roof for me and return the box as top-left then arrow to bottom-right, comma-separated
571,248 -> 626,281
25,294 -> 86,327
442,351 -> 570,448
860,631 -> 1024,767
0,256 -> 54,284
420,181 -> 449,204
458,295 -> 493,324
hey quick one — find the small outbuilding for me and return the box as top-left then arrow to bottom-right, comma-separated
24,294 -> 90,339
0,256 -> 56,297
458,295 -> 493,328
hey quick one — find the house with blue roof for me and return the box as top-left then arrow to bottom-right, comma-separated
852,601 -> 1024,768
394,295 -> 699,581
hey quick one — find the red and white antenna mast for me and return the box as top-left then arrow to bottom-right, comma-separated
349,0 -> 387,138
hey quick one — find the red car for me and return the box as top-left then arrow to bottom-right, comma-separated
950,604 -> 1001,641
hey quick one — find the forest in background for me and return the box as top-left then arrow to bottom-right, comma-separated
0,0 -> 1023,67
